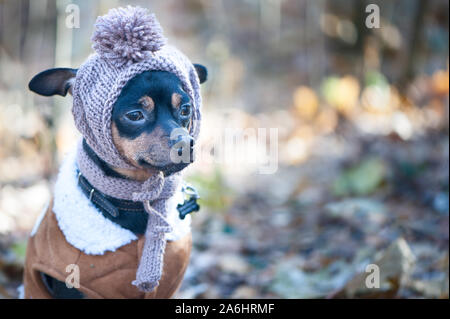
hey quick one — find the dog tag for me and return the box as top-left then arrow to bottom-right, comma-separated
177,184 -> 200,220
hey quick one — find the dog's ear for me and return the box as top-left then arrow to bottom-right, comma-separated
193,64 -> 208,84
29,68 -> 78,97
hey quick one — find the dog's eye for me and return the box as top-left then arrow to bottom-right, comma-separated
125,111 -> 145,122
180,104 -> 191,117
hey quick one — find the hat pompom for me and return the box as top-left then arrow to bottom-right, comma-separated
92,6 -> 167,67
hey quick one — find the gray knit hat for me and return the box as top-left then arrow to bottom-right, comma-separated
72,6 -> 202,170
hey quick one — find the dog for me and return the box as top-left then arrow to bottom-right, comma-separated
22,7 -> 207,299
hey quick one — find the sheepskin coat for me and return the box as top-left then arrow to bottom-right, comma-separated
23,149 -> 192,299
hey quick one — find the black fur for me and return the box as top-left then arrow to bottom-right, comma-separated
28,68 -> 77,96
112,70 -> 192,140
40,272 -> 84,299
194,64 -> 208,84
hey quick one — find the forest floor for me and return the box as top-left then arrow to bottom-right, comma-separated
174,120 -> 449,299
0,112 -> 448,299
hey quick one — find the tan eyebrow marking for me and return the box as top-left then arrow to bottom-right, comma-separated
139,96 -> 154,112
171,93 -> 182,109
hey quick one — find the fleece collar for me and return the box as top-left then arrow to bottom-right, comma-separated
32,146 -> 191,255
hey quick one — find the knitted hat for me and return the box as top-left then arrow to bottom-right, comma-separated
72,6 -> 202,170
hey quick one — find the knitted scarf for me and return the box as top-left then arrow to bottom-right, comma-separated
76,142 -> 181,292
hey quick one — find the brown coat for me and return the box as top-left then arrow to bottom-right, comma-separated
23,200 -> 192,299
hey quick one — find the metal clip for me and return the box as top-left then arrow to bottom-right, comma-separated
182,184 -> 199,200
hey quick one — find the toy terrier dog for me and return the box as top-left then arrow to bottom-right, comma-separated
23,7 -> 207,299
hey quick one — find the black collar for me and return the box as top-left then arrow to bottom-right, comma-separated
77,170 -> 149,235
78,140 -> 200,235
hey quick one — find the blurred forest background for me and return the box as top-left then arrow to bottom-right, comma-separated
0,0 -> 448,299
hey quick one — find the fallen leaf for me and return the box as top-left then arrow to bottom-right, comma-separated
331,238 -> 416,298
